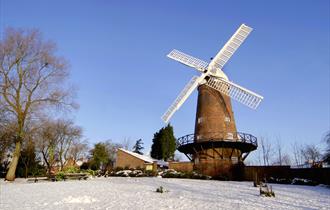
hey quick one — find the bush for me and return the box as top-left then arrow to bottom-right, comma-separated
292,178 -> 318,186
109,169 -> 153,177
55,171 -> 65,181
160,169 -> 211,180
64,166 -> 80,174
81,169 -> 95,176
268,177 -> 291,184
80,162 -> 89,170
156,186 -> 164,193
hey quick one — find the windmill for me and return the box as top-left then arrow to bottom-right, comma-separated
162,24 -> 263,177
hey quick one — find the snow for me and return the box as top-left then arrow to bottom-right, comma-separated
0,177 -> 329,210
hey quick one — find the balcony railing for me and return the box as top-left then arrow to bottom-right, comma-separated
177,132 -> 258,148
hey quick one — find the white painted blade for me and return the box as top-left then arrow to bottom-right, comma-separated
162,75 -> 204,123
208,24 -> 253,75
206,77 -> 263,109
167,49 -> 209,72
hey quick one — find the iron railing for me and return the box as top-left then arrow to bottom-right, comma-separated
177,132 -> 258,148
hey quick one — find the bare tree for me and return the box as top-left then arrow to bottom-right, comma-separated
259,136 -> 273,166
120,137 -> 131,150
292,141 -> 304,167
0,28 -> 76,180
104,140 -> 122,168
35,119 -> 82,173
35,120 -> 58,175
301,144 -> 321,165
281,154 -> 291,166
271,135 -> 291,166
55,120 -> 82,170
68,139 -> 88,163
275,136 -> 283,165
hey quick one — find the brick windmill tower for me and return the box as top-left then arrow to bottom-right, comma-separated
162,24 -> 263,177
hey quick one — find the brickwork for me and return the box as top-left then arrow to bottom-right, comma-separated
194,84 -> 237,141
168,161 -> 194,173
190,84 -> 242,177
115,149 -> 146,169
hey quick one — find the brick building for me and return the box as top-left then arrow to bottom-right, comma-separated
115,148 -> 158,170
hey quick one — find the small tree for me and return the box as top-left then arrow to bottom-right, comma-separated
132,139 -> 144,155
301,144 -> 321,165
259,136 -> 273,166
150,124 -> 176,161
90,143 -> 109,171
151,129 -> 163,160
68,139 -> 88,163
292,141 -> 304,167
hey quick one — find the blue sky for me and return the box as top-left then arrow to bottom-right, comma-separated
1,1 -> 329,161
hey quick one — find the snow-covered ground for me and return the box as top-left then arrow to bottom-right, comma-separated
0,177 -> 329,210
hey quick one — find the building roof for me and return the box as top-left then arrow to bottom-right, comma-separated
118,148 -> 156,163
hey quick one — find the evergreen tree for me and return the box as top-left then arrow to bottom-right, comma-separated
150,124 -> 176,161
132,139 -> 144,155
151,129 -> 163,160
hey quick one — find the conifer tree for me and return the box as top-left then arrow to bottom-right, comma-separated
150,124 -> 176,160
132,139 -> 144,155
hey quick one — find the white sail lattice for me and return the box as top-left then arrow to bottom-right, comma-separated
208,24 -> 253,75
162,75 -> 204,123
206,77 -> 263,109
167,49 -> 208,72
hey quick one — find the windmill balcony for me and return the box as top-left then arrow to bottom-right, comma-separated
176,132 -> 258,161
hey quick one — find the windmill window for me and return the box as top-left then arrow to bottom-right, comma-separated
198,117 -> 203,124
224,117 -> 231,122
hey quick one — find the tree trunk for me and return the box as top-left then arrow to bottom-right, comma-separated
25,164 -> 28,178
5,141 -> 21,181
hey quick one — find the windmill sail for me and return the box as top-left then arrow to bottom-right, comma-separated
206,77 -> 263,109
208,24 -> 253,75
162,75 -> 204,123
167,49 -> 209,72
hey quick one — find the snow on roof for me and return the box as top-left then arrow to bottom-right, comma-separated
118,148 -> 156,163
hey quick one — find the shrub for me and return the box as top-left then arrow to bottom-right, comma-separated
156,186 -> 164,193
64,166 -> 80,174
80,162 -> 89,170
81,169 -> 95,176
55,171 -> 65,181
160,169 -> 211,180
145,170 -> 157,177
292,178 -> 318,186
268,177 -> 291,184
